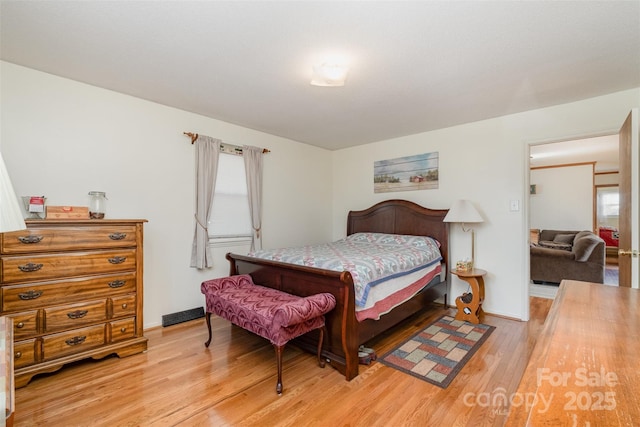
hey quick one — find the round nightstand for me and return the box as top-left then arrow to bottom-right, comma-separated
451,268 -> 487,324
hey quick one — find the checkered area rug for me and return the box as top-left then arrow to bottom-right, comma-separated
380,315 -> 495,388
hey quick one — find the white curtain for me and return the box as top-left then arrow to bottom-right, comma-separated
243,145 -> 264,251
190,136 -> 221,269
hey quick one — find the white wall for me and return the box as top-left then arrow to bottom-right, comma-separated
332,88 -> 640,319
530,164 -> 594,231
595,172 -> 619,186
3,61 -> 639,323
0,61 -> 334,328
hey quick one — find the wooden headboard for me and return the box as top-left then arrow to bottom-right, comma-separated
347,199 -> 449,268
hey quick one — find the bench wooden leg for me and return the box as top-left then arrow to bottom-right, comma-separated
274,344 -> 284,395
204,312 -> 213,348
317,327 -> 325,368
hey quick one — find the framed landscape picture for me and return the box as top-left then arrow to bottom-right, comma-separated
374,152 -> 439,193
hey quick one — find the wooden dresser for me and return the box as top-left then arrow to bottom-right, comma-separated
0,219 -> 147,387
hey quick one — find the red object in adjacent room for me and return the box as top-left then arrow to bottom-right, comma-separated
598,226 -> 619,247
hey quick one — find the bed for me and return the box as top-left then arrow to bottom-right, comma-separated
226,199 -> 450,381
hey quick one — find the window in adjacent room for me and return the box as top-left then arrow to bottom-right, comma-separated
596,185 -> 620,228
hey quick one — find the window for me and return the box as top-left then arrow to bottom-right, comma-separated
596,185 -> 619,228
208,154 -> 252,241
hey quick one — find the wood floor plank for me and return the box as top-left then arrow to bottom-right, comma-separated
13,298 -> 552,426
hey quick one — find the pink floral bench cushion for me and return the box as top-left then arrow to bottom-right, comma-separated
201,274 -> 336,346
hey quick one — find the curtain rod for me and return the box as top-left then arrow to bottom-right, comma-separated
183,132 -> 270,154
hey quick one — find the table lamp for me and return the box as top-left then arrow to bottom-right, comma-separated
1,151 -> 27,232
443,199 -> 483,268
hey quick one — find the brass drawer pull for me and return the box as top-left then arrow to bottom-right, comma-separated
120,327 -> 127,333
18,235 -> 43,244
15,351 -> 22,359
18,290 -> 43,300
108,256 -> 126,264
108,280 -> 126,288
16,322 -> 25,329
121,303 -> 128,309
109,232 -> 127,240
18,262 -> 44,272
65,336 -> 87,346
67,310 -> 88,319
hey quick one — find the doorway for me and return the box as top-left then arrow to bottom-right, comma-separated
528,134 -> 620,298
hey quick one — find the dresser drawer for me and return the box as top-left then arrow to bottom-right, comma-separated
1,249 -> 137,284
1,225 -> 138,254
110,317 -> 136,343
111,294 -> 136,318
42,324 -> 105,361
9,310 -> 39,340
44,300 -> 107,333
14,339 -> 37,369
1,272 -> 137,311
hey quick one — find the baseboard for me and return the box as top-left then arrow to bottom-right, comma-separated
529,282 -> 558,299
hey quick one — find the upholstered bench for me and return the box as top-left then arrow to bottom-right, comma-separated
201,274 -> 336,394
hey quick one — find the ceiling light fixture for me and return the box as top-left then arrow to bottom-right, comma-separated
310,63 -> 349,87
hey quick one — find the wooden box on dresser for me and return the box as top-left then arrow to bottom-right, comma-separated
0,219 -> 148,387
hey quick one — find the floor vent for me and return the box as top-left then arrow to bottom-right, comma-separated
162,307 -> 205,327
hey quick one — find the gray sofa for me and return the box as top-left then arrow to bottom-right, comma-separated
530,229 -> 605,284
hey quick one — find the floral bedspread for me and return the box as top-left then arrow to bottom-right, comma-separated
248,232 -> 442,307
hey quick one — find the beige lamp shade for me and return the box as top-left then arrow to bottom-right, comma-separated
443,199 -> 483,224
0,152 -> 27,232
443,199 -> 483,267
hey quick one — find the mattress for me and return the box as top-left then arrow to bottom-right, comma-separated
248,232 -> 444,321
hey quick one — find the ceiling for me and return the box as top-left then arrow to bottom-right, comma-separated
530,134 -> 620,172
1,1 -> 639,151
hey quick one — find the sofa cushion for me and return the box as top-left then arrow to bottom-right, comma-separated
553,233 -> 576,245
540,230 -> 577,242
538,241 -> 572,251
573,234 -> 602,262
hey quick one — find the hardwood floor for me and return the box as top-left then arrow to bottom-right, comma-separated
14,298 -> 552,426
